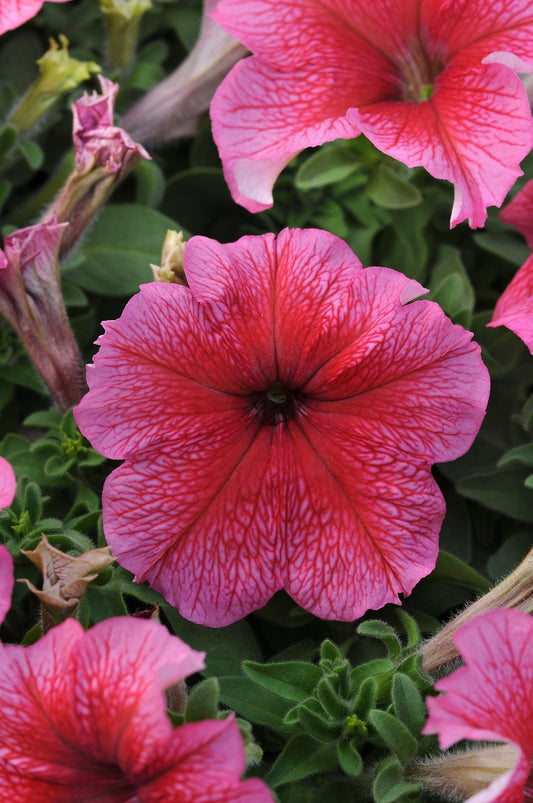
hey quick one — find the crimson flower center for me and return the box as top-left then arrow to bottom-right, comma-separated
397,34 -> 445,102
251,381 -> 304,426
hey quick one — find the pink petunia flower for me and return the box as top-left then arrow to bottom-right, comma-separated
0,0 -> 73,36
423,608 -> 533,802
0,458 -> 16,512
500,178 -> 533,249
75,228 -> 490,627
210,0 -> 533,227
488,252 -> 533,354
0,574 -> 273,800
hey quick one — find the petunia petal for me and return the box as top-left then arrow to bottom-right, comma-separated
424,609 -> 533,802
0,457 -> 16,512
0,545 -> 14,628
488,252 -> 533,354
0,0 -> 73,36
499,178 -> 533,248
350,61 -> 533,228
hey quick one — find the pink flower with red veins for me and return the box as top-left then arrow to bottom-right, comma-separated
210,0 -> 533,228
500,179 -> 533,249
0,0 -> 73,35
423,609 -> 533,802
75,228 -> 489,627
0,602 -> 272,801
0,458 -> 16,511
488,253 -> 533,354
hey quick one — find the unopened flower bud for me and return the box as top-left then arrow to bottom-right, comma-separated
99,0 -> 153,75
151,230 -> 187,284
412,745 -> 518,801
8,36 -> 100,134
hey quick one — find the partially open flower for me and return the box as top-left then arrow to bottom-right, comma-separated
0,217 -> 86,411
18,534 -> 115,620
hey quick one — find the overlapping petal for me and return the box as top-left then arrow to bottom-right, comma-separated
0,0 -> 73,36
76,228 -> 489,626
424,609 -> 533,803
488,253 -> 533,354
210,0 -> 533,226
500,178 -> 533,247
0,457 -> 16,512
0,546 -> 14,628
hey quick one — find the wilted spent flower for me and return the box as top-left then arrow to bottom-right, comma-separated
19,535 -> 115,619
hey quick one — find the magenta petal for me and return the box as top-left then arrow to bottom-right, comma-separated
0,0 -> 73,35
0,546 -> 14,628
211,57 -> 359,211
500,179 -> 533,248
0,458 -> 16,512
488,253 -> 533,354
351,61 -> 533,228
424,609 -> 533,803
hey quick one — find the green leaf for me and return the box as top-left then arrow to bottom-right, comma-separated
0,125 -> 17,159
392,673 -> 427,737
336,739 -> 363,777
498,443 -> 533,467
474,231 -> 529,266
431,550 -> 491,592
297,699 -> 338,742
368,709 -> 417,765
295,143 -> 360,189
242,660 -> 322,702
15,141 -> 43,170
218,677 -> 293,731
353,676 -> 377,720
265,735 -> 338,788
65,205 -> 188,297
185,677 -> 219,722
395,610 -> 421,650
458,467 -> 533,523
373,757 -> 422,803
315,677 -> 350,719
357,621 -> 402,658
367,163 -> 422,209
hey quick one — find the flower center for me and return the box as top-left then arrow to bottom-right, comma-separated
397,34 -> 445,103
251,382 -> 302,426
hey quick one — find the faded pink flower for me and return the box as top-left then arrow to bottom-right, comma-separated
0,607 -> 272,800
424,609 -> 533,802
210,0 -> 533,227
488,253 -> 533,354
0,217 -> 86,411
72,75 -> 150,179
75,228 -> 489,627
500,179 -> 533,248
0,459 -> 16,512
0,0 -> 73,36
0,546 -> 14,628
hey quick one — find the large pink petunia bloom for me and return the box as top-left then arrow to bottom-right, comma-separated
210,0 -> 533,227
75,228 -> 489,627
0,458 -> 16,512
488,252 -> 533,354
0,0 -> 73,36
423,609 -> 533,802
0,610 -> 272,801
